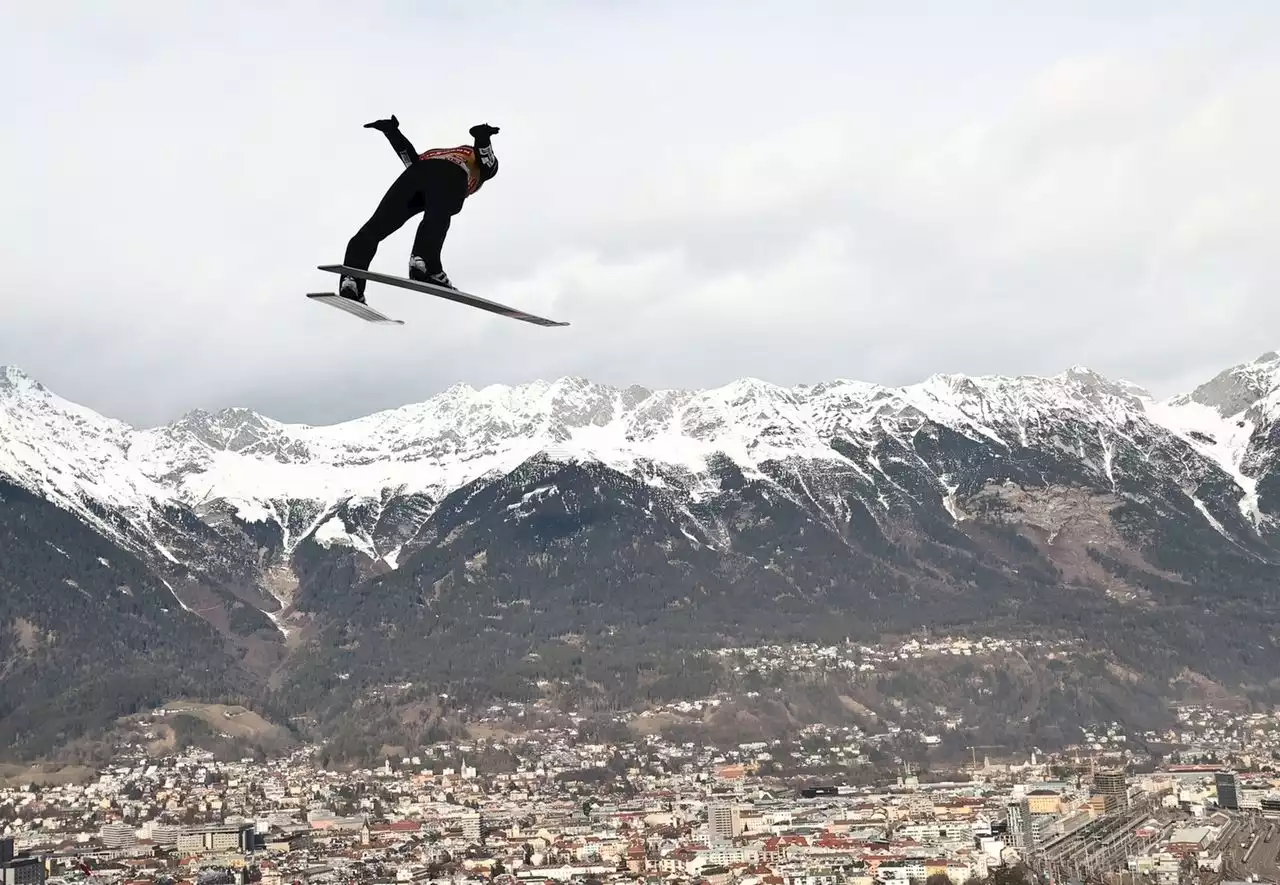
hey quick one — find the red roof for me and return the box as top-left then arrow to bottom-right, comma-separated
371,820 -> 421,832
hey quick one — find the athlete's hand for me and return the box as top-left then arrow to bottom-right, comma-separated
469,123 -> 500,139
363,115 -> 400,132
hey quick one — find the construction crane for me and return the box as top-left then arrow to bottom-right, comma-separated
967,745 -> 1003,768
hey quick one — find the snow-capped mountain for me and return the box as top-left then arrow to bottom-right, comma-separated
4,353 -> 1280,759
0,365 -> 170,546
3,355 -> 1278,571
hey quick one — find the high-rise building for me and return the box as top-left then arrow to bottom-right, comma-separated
175,824 -> 256,855
1005,800 -> 1034,852
1,838 -> 45,885
458,811 -> 481,843
1215,771 -> 1239,810
99,823 -> 137,849
1092,769 -> 1129,814
707,802 -> 741,847
144,823 -> 180,847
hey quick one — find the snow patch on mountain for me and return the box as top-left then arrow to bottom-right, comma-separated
1143,398 -> 1262,525
226,498 -> 275,525
159,576 -> 196,615
307,508 -> 380,561
1142,352 -> 1280,528
382,546 -> 404,569
312,515 -> 353,548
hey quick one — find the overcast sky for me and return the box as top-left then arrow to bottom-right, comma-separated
2,1 -> 1277,427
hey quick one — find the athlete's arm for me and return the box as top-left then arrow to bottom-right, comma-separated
363,115 -> 418,168
470,123 -> 500,181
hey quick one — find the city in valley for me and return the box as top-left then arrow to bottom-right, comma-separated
2,703 -> 1280,885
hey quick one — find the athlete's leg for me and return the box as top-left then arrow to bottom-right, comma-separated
407,161 -> 468,289
340,168 -> 427,300
409,210 -> 453,277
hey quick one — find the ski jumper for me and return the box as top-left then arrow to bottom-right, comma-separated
343,124 -> 499,285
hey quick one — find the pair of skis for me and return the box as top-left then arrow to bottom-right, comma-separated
307,265 -> 569,328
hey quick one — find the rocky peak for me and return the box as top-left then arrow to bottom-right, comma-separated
1180,351 -> 1280,418
0,365 -> 46,399
164,406 -> 280,453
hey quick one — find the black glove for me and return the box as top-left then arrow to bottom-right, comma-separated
469,123 -> 500,139
363,115 -> 399,132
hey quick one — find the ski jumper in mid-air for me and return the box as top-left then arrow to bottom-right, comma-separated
339,116 -> 500,304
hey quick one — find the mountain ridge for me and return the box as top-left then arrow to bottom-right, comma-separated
4,355 -> 1278,543
4,354 -> 1279,582
1,358 -> 1270,478
3,353 -> 1280,761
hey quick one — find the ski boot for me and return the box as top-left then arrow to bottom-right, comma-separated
409,255 -> 456,290
338,275 -> 366,304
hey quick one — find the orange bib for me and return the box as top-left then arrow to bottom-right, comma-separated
416,145 -> 483,194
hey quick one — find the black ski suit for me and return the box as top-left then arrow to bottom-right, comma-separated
343,122 -> 499,286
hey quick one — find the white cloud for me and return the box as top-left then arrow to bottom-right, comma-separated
0,2 -> 1276,425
